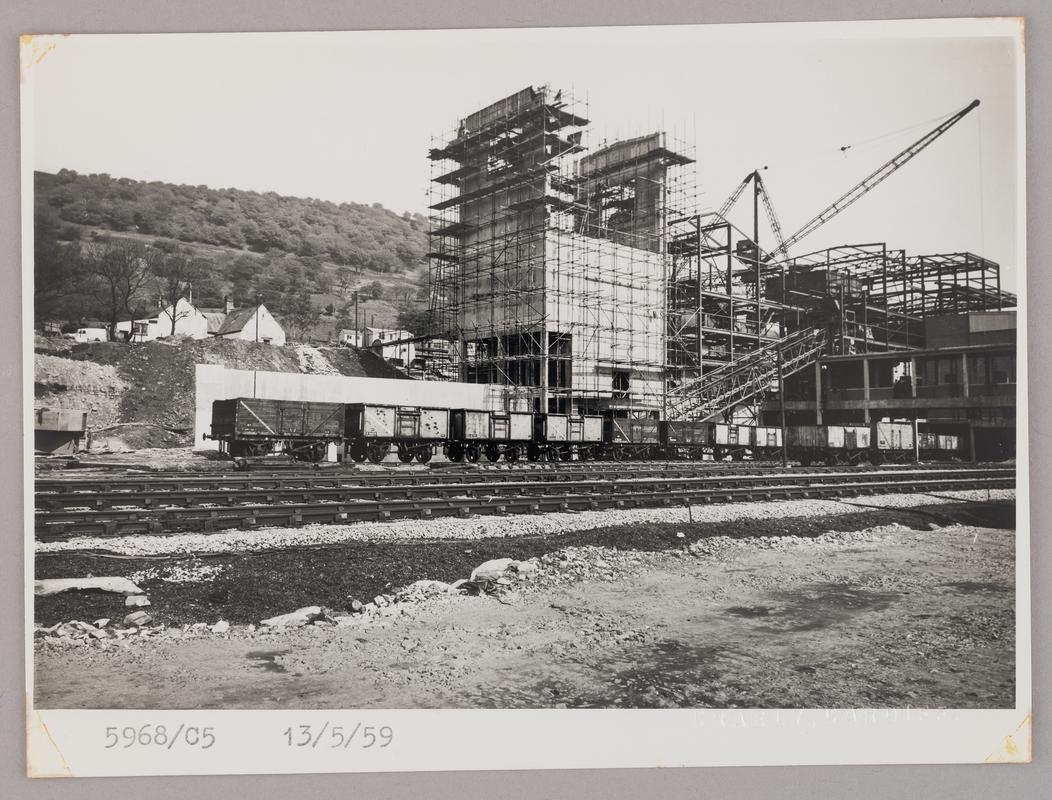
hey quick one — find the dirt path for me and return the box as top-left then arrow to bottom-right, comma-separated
34,520 -> 1014,709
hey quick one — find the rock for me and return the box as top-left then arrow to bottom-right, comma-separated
373,595 -> 389,608
470,558 -> 516,581
125,595 -> 151,607
448,579 -> 470,593
210,620 -> 230,634
404,580 -> 450,596
260,606 -> 325,628
93,618 -> 110,628
123,610 -> 152,627
348,599 -> 365,614
675,532 -> 686,539
514,560 -> 539,575
35,577 -> 145,597
382,594 -> 396,604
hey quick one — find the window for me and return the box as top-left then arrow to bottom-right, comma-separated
990,354 -> 1015,384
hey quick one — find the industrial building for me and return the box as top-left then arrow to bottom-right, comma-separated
426,85 -> 1018,460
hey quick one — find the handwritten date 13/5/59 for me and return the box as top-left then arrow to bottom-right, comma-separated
282,722 -> 393,750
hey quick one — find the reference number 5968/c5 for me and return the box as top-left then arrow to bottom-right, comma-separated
282,722 -> 394,749
104,724 -> 216,750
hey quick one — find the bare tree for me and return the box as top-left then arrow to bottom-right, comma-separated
154,249 -> 208,336
82,238 -> 161,340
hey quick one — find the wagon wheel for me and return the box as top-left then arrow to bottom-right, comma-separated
447,441 -> 465,463
396,443 -> 415,463
366,441 -> 389,464
310,443 -> 327,463
465,444 -> 481,463
484,444 -> 501,462
526,442 -> 541,462
250,442 -> 269,457
577,446 -> 590,462
545,446 -> 560,463
414,446 -> 433,464
503,446 -> 519,463
558,445 -> 572,462
824,453 -> 839,467
869,451 -> 884,466
348,440 -> 368,463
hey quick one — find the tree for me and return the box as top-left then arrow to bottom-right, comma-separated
366,280 -> 385,300
396,306 -> 432,336
280,289 -> 318,343
335,266 -> 355,292
82,238 -> 160,340
154,249 -> 209,335
33,214 -> 78,324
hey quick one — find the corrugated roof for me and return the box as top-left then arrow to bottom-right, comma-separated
215,305 -> 261,335
201,311 -> 227,334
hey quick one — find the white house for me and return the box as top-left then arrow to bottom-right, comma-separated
115,296 -> 210,342
207,299 -> 286,346
115,296 -> 286,346
365,327 -> 416,365
337,329 -> 365,347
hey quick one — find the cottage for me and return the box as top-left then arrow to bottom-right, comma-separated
115,296 -> 209,342
365,327 -> 415,365
203,297 -> 286,346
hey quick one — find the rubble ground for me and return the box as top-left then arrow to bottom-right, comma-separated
33,499 -> 1016,709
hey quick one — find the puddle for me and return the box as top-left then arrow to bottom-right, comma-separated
725,605 -> 775,618
246,649 -> 289,673
467,640 -> 735,708
942,581 -> 1011,595
727,583 -> 901,634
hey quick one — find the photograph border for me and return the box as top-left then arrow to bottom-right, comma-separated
4,0 -> 1047,795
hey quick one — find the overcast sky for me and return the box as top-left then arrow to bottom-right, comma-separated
25,20 -> 1024,289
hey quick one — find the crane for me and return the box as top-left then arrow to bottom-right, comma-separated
712,99 -> 981,265
712,169 -> 790,266
766,98 -> 981,261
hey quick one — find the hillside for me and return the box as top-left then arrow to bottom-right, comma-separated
36,170 -> 429,272
33,170 -> 432,338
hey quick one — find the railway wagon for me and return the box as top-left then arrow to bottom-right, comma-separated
532,413 -> 603,461
713,424 -> 754,460
210,398 -> 345,459
750,426 -> 784,458
35,408 -> 89,456
787,423 -> 874,465
602,415 -> 661,460
448,409 -> 533,463
938,434 -> 960,452
872,421 -> 914,464
345,403 -> 447,464
661,420 -> 712,459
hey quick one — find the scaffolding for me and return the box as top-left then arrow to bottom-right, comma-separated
428,85 -> 694,416
427,84 -> 1017,425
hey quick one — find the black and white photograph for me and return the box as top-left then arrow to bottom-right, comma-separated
22,17 -> 1029,774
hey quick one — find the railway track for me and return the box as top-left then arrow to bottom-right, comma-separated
35,466 -> 1014,540
36,460 -> 984,496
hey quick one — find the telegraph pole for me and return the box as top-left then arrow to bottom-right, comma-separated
753,171 -> 761,339
255,293 -> 261,343
354,290 -> 360,346
777,342 -> 788,467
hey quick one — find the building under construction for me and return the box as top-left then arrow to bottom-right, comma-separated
426,85 -> 1018,458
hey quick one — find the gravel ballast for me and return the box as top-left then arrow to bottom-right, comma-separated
36,488 -> 1016,557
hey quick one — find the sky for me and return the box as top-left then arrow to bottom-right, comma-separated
24,20 -> 1024,289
